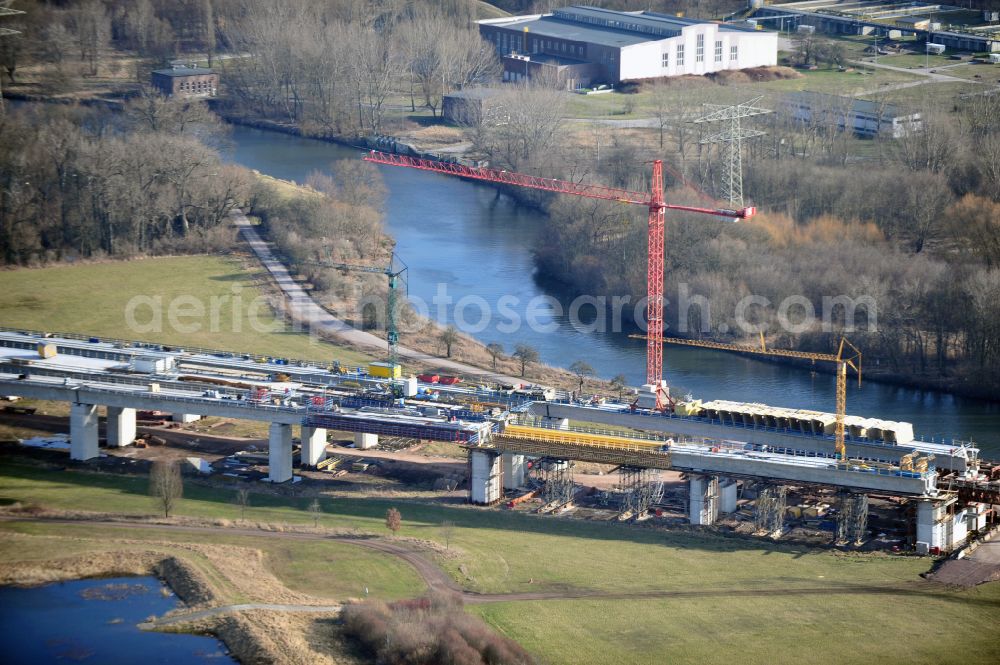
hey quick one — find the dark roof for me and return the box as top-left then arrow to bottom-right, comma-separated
152,66 -> 216,77
485,6 -> 759,47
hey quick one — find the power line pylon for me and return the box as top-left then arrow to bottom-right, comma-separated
691,97 -> 771,208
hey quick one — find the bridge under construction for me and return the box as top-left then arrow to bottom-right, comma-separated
0,327 -> 997,555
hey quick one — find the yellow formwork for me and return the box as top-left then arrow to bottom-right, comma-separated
502,424 -> 666,453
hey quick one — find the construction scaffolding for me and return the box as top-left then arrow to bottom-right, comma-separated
617,467 -> 664,521
755,485 -> 788,537
539,460 -> 575,510
836,491 -> 870,545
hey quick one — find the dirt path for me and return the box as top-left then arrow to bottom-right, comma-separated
4,517 -> 934,607
234,213 -> 526,384
142,602 -> 343,629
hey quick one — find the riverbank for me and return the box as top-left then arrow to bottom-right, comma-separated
0,513 -> 352,665
243,176 -> 613,394
218,115 -> 1000,407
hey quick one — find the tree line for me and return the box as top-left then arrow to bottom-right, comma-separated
0,97 -> 250,264
531,86 -> 1000,396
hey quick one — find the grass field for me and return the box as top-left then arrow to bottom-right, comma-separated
0,255 -> 371,365
2,457 -> 999,664
0,520 -> 424,602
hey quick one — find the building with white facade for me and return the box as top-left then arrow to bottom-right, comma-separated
478,6 -> 778,88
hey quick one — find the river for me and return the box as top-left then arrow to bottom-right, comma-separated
223,125 -> 1000,455
0,576 -> 235,664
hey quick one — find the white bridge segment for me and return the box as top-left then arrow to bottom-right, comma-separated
528,402 -> 975,473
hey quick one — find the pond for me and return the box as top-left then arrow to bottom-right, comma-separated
0,576 -> 235,664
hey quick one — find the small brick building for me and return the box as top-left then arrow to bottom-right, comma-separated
150,65 -> 219,98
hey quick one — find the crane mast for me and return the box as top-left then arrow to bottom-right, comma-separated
297,254 -> 407,365
362,150 -> 755,386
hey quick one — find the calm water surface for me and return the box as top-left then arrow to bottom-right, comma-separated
224,125 -> 1000,454
0,576 -> 234,664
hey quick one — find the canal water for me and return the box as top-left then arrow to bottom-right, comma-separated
0,576 -> 235,664
225,125 -> 999,453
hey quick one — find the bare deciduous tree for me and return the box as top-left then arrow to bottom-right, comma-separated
385,507 -> 402,534
235,487 -> 250,522
569,360 -> 595,393
150,460 -> 183,518
440,325 -> 459,358
307,498 -> 322,527
512,344 -> 539,377
486,342 -> 504,370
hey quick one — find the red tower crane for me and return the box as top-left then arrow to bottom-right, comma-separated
362,151 -> 756,388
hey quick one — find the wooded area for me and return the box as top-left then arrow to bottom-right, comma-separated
2,0 -> 999,393
0,98 -> 249,262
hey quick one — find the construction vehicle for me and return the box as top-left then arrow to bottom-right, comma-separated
636,333 -> 861,461
362,151 -> 754,391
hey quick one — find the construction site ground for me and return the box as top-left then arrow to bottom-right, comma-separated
0,402 -> 967,557
2,451 -> 1000,665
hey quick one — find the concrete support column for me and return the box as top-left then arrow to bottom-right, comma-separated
502,453 -> 526,490
300,426 -> 328,467
354,432 -> 379,450
719,478 -> 739,514
916,500 -> 944,554
542,417 -> 569,430
267,422 -> 293,483
688,474 -> 719,526
171,413 -> 201,423
106,406 -> 137,448
70,402 -> 99,461
470,450 -> 502,505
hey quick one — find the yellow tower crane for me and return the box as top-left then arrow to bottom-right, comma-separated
632,333 -> 862,461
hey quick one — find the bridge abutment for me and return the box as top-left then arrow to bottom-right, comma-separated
105,406 -> 136,448
70,402 -> 99,461
300,426 -> 327,466
267,422 -> 293,483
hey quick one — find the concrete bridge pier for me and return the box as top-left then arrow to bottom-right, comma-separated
689,474 -> 719,526
916,497 -> 967,554
719,477 -> 739,514
267,422 -> 293,483
354,432 -> 379,450
171,413 -> 201,423
469,449 -> 502,505
105,407 -> 137,448
70,402 -> 99,461
300,426 -> 328,466
502,453 -> 526,489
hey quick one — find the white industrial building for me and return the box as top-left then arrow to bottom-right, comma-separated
478,6 -> 778,88
784,91 -> 922,138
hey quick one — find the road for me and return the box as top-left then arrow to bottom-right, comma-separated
234,211 -> 526,384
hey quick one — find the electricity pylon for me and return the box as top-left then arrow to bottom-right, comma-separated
692,97 -> 772,208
